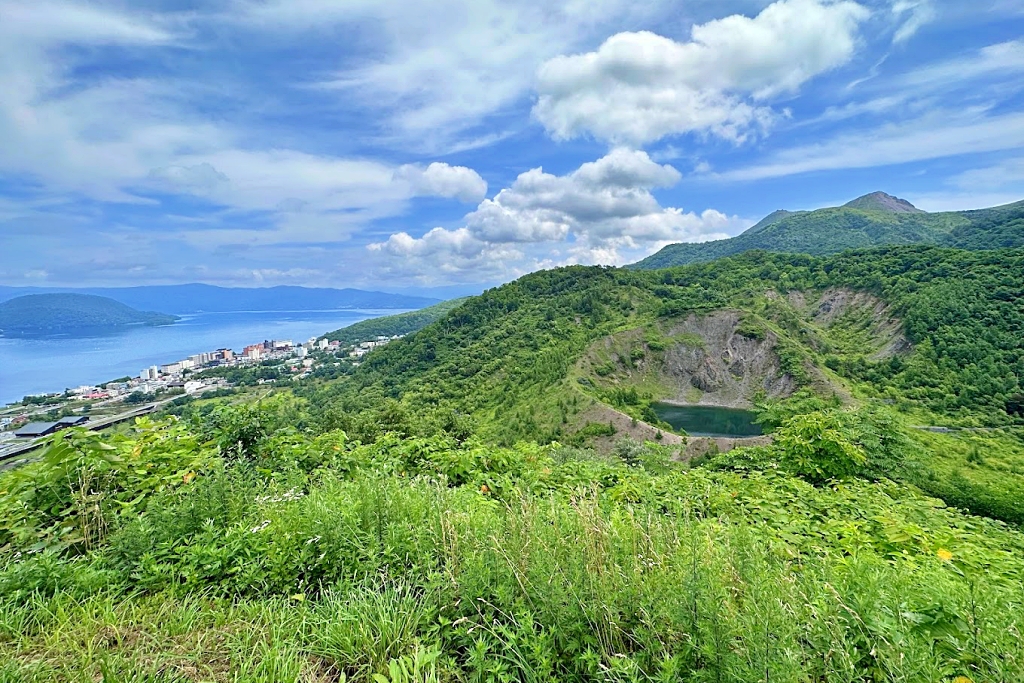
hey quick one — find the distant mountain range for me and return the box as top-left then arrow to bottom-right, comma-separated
0,294 -> 178,338
0,284 -> 440,314
632,192 -> 1024,269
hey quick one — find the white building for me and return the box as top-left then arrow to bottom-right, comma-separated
317,338 -> 329,350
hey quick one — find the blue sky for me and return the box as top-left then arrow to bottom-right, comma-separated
1,0 -> 1022,296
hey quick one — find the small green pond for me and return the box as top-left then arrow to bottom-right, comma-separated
651,403 -> 763,438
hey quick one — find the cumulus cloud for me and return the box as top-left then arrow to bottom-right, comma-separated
394,162 -> 488,202
533,0 -> 869,146
282,0 -> 675,150
367,149 -> 748,284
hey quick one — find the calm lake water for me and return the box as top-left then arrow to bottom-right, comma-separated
0,310 -> 395,406
652,403 -> 763,438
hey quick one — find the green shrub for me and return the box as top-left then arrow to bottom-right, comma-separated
774,410 -> 867,483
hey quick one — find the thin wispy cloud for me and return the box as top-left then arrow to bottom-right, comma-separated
0,0 -> 1021,288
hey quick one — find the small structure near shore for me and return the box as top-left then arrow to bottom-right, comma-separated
13,422 -> 62,438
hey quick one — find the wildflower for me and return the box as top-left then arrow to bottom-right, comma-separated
953,676 -> 974,683
480,484 -> 490,494
937,548 -> 954,562
251,520 -> 271,533
183,471 -> 196,484
290,593 -> 305,602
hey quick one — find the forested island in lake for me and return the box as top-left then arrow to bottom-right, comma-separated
0,294 -> 178,338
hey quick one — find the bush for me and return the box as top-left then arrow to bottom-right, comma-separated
774,410 -> 867,484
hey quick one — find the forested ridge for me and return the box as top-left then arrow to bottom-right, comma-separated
2,245 -> 1024,681
0,293 -> 177,336
322,298 -> 468,347
315,246 -> 1024,431
633,196 -> 1024,269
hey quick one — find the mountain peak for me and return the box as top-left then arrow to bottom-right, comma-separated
742,209 -> 796,235
843,192 -> 925,214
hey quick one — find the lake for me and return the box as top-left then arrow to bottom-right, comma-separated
0,309 -> 396,406
651,403 -> 763,438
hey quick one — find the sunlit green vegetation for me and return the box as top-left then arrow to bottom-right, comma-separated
1,398 -> 1022,681
633,197 -> 1024,269
323,298 -> 469,347
3,244 -> 1024,680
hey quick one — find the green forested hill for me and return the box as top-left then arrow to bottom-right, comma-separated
632,193 -> 1024,269
316,246 -> 1024,437
3,246 -> 1024,680
321,297 -> 468,346
306,246 -> 1024,524
0,293 -> 177,336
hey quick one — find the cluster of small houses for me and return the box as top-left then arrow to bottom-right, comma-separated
1,334 -> 405,443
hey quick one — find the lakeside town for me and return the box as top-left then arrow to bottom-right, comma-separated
0,332 -> 402,448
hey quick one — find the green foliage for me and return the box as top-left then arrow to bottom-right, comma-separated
774,410 -> 868,483
754,390 -> 841,431
323,298 -> 469,347
633,197 -> 1024,269
1,416 -> 1023,680
0,421 -> 212,555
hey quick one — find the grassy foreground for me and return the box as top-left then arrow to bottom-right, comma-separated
0,404 -> 1022,682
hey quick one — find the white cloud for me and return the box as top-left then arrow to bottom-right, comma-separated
895,39 -> 1024,88
716,108 -> 1024,181
891,1 -> 935,43
0,0 -> 490,257
366,149 -> 748,285
148,163 -> 230,194
463,148 -> 685,243
906,155 -> 1024,211
533,0 -> 869,146
394,162 -> 488,202
2,1 -> 175,45
275,0 -> 675,150
951,157 -> 1024,191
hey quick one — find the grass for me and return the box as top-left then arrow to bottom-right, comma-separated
1,452 -> 1023,681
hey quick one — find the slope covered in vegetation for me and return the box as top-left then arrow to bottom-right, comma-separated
2,245 -> 1024,681
322,298 -> 469,347
1,407 -> 1022,681
304,246 -> 1024,521
633,195 -> 1024,269
316,247 -> 1024,437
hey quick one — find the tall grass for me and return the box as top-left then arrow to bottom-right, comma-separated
1,432 -> 1023,681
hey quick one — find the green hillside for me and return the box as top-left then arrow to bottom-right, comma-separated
633,193 -> 1024,269
306,246 -> 1024,522
3,246 -> 1024,680
318,246 -> 1024,437
321,298 -> 468,347
0,293 -> 177,337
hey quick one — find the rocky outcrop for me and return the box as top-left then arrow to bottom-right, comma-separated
662,311 -> 797,408
811,288 -> 911,359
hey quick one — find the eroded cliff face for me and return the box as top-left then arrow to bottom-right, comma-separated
662,311 -> 796,407
577,287 -> 911,412
811,288 -> 912,359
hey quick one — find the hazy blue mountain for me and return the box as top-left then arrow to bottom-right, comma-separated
0,294 -> 178,337
0,284 -> 440,314
633,193 -> 1024,269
